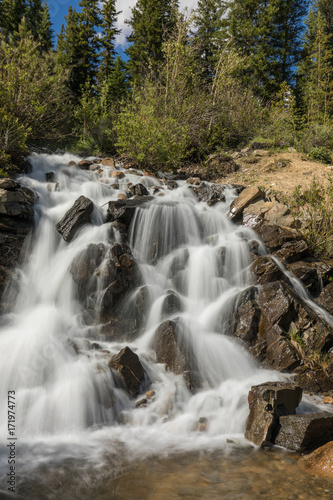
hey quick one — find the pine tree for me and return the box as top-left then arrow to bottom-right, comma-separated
26,0 -> 53,50
126,0 -> 179,80
78,0 -> 102,82
0,0 -> 27,37
194,0 -> 228,82
99,0 -> 121,81
228,0 -> 307,98
298,2 -> 333,123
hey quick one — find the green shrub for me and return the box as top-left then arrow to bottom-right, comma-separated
307,147 -> 332,164
291,177 -> 333,258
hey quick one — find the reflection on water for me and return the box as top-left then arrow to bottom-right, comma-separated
18,448 -> 333,500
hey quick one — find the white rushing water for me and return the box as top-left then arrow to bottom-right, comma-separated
0,154 -> 289,492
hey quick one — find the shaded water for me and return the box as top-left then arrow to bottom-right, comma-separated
0,154 -> 331,498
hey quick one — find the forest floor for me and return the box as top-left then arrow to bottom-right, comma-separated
219,150 -> 333,203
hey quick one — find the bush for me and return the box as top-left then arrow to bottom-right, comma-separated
307,147 -> 332,164
291,177 -> 333,258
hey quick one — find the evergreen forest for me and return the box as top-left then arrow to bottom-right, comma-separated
1,0 -> 333,173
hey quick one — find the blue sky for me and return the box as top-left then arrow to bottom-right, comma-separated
50,0 -> 198,49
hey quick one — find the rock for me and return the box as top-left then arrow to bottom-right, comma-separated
78,159 -> 93,169
0,181 -> 35,311
187,177 -> 201,185
109,346 -> 145,397
229,186 -> 265,222
273,239 -> 309,264
196,417 -> 208,432
316,282 -> 333,314
188,182 -> 226,206
322,396 -> 333,405
106,198 -> 152,229
70,243 -> 106,303
288,261 -> 320,295
0,185 -> 35,219
146,390 -> 155,399
161,291 -> 183,316
126,183 -> 149,198
302,441 -> 333,479
243,199 -> 296,229
117,193 -> 127,200
135,398 -> 147,408
228,286 -> 260,344
153,319 -> 200,390
245,382 -> 302,447
56,195 -> 94,242
111,171 -> 125,179
102,158 -> 115,167
250,256 -> 284,285
275,412 -> 333,452
67,161 -> 77,166
45,172 -> 56,183
255,224 -> 301,253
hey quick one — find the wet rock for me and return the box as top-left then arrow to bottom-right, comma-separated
273,239 -> 309,264
126,183 -> 149,198
135,398 -> 147,408
196,417 -> 208,432
229,286 -> 260,344
153,319 -> 200,390
56,195 -> 94,242
288,261 -> 320,295
70,243 -> 106,302
250,256 -> 284,285
0,181 -> 36,311
117,193 -> 127,200
109,346 -> 145,397
111,170 -> 125,179
243,199 -> 295,229
78,159 -> 93,169
316,282 -> 333,315
275,413 -> 333,452
106,198 -> 152,229
245,382 -> 302,447
67,161 -> 77,167
163,179 -> 178,190
322,396 -> 333,405
161,291 -> 183,316
188,182 -> 226,206
302,441 -> 333,479
255,224 -> 302,253
101,158 -> 115,167
167,248 -> 190,279
45,171 -> 56,183
229,186 -> 265,222
146,390 -> 155,399
187,177 -> 201,185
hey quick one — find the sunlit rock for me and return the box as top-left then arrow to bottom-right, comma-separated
56,195 -> 94,242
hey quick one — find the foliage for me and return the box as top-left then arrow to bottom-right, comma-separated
0,24 -> 71,141
126,0 -> 179,81
291,177 -> 333,258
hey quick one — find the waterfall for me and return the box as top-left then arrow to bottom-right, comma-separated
0,153 -> 286,489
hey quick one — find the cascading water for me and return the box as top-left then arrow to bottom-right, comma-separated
1,153 -> 322,498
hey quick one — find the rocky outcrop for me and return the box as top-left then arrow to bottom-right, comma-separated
153,319 -> 200,390
56,195 -> 94,242
0,179 -> 35,311
243,199 -> 296,229
109,346 -> 145,397
245,382 -> 302,447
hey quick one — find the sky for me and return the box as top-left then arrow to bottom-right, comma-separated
49,0 -> 199,48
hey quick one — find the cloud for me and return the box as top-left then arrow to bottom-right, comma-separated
115,0 -> 198,48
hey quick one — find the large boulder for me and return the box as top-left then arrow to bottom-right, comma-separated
229,186 -> 265,222
153,319 -> 200,390
109,346 -> 145,397
275,413 -> 333,452
56,195 -> 94,242
126,183 -> 149,198
245,382 -> 302,447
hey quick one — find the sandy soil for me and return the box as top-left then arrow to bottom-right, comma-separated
219,150 -> 333,202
